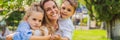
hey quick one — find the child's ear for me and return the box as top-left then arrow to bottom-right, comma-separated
23,15 -> 28,21
72,10 -> 76,14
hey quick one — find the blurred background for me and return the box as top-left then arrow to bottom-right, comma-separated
0,0 -> 120,40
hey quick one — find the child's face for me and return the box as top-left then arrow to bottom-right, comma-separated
27,12 -> 43,30
60,1 -> 75,19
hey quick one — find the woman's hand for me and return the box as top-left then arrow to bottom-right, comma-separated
50,34 -> 61,40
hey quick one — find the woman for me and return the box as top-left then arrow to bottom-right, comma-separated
40,0 -> 61,40
40,0 -> 74,40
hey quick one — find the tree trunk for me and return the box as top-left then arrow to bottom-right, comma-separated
107,18 -> 120,40
111,18 -> 120,40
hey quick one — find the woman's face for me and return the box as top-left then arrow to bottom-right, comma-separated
43,1 -> 59,21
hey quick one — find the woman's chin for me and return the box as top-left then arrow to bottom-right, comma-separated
50,17 -> 59,20
49,18 -> 58,21
51,18 -> 58,20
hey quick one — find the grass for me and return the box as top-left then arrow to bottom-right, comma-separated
73,29 -> 110,40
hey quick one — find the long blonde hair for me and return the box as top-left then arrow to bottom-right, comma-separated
40,0 -> 59,34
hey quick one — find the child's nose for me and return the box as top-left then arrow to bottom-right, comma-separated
63,10 -> 67,14
35,21 -> 39,25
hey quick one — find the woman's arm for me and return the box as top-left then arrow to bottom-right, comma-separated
61,37 -> 69,40
6,34 -> 51,40
6,31 -> 51,40
50,34 -> 69,40
6,35 -> 51,40
30,35 -> 51,40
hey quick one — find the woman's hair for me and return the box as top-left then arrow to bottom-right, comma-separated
40,0 -> 58,10
62,0 -> 78,12
40,0 -> 58,25
40,0 -> 58,34
23,2 -> 44,21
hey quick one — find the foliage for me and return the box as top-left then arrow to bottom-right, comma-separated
5,11 -> 24,26
0,0 -> 41,30
82,17 -> 88,24
78,0 -> 120,21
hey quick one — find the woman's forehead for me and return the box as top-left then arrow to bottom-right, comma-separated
44,1 -> 55,8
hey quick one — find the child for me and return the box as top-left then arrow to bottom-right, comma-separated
6,2 -> 50,40
57,0 -> 78,40
24,2 -> 49,36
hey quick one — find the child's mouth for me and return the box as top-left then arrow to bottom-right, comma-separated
61,13 -> 67,16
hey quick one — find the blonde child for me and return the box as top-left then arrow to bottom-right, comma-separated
6,2 -> 51,40
25,2 -> 49,36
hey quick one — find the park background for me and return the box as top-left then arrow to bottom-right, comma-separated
0,0 -> 120,40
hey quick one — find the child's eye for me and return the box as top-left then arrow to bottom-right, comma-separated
33,18 -> 36,21
39,20 -> 42,22
67,9 -> 71,12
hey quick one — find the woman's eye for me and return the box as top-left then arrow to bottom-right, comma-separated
53,5 -> 56,9
46,7 -> 51,12
67,9 -> 71,12
46,8 -> 50,11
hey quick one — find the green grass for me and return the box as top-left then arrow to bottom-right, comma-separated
73,29 -> 110,40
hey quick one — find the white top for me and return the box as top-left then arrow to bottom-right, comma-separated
32,27 -> 49,36
56,18 -> 75,40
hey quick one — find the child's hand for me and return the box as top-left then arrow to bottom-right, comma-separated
6,33 -> 15,40
6,34 -> 13,40
50,34 -> 61,40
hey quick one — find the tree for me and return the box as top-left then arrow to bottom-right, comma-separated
78,0 -> 120,40
0,0 -> 41,31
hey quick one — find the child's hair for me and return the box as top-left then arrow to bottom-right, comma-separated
62,0 -> 78,12
23,2 -> 45,36
23,2 -> 44,21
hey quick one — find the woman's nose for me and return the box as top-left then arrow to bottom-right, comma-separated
51,9 -> 56,14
